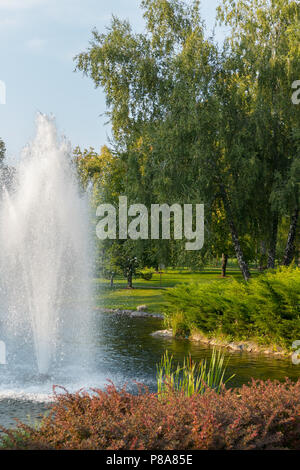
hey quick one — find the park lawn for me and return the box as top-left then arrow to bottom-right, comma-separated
94,268 -> 251,313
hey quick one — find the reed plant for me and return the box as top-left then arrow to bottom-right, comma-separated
156,348 -> 234,397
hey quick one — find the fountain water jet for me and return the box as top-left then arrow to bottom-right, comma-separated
0,114 -> 92,376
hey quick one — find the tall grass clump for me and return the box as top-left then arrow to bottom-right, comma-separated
156,349 -> 235,397
164,266 -> 300,349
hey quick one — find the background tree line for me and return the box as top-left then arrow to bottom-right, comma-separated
74,0 -> 299,282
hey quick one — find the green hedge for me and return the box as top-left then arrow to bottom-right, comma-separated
164,267 -> 300,348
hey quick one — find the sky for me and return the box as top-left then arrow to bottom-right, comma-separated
0,0 -> 225,164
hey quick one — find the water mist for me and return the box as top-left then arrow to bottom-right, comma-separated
0,114 -> 92,378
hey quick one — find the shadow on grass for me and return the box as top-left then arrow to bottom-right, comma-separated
94,267 -> 259,313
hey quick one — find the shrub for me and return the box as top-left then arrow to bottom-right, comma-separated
164,266 -> 300,348
139,268 -> 155,281
141,272 -> 153,281
171,311 -> 191,337
247,268 -> 300,347
2,379 -> 300,450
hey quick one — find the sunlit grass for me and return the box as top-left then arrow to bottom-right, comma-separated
94,267 -> 258,313
97,288 -> 165,312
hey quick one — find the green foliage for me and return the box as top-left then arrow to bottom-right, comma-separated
156,349 -> 235,397
165,266 -> 300,348
107,241 -> 140,287
217,0 -> 300,264
139,267 -> 155,281
95,267 -> 246,313
75,0 -> 299,277
247,266 -> 300,347
73,145 -> 125,200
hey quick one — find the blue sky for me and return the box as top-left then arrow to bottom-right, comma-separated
0,0 -> 225,164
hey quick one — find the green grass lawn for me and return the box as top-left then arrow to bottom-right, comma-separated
94,267 -> 257,313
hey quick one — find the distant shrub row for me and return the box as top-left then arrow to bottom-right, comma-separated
164,267 -> 300,348
2,379 -> 300,450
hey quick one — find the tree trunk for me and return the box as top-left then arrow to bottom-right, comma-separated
259,241 -> 267,272
221,253 -> 228,277
127,271 -> 133,289
267,214 -> 279,269
283,209 -> 299,266
220,186 -> 251,281
110,273 -> 114,288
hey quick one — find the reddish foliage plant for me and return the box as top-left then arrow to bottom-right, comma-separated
2,379 -> 300,450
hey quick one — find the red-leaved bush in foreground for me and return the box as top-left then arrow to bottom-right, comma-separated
2,379 -> 300,450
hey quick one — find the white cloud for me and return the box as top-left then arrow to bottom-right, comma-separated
0,0 -> 46,9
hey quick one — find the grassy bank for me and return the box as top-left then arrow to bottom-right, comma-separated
94,266 -> 299,353
164,267 -> 300,351
94,267 -> 252,313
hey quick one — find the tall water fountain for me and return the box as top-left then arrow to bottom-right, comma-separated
0,114 -> 93,387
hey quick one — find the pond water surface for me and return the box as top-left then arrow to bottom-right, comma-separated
0,312 -> 299,429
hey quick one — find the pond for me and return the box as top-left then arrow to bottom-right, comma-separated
0,312 -> 299,429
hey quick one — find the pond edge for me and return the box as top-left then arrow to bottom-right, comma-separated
151,329 -> 292,357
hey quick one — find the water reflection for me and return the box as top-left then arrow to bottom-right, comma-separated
94,313 -> 300,391
0,312 -> 299,429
